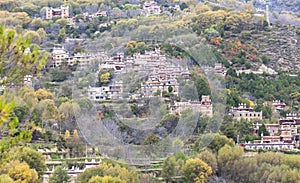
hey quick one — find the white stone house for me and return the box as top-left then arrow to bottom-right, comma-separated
170,95 -> 213,117
231,103 -> 262,121
46,6 -> 69,19
88,81 -> 123,101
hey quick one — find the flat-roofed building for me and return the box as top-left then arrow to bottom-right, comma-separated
231,103 -> 262,121
46,6 -> 69,19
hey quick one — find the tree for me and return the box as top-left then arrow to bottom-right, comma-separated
2,147 -> 46,178
78,166 -> 104,183
217,145 -> 244,178
160,114 -> 179,132
180,2 -> 188,10
38,99 -> 59,121
73,129 -> 78,137
64,130 -> 70,139
35,88 -> 53,101
24,30 -> 41,44
88,176 -> 125,183
182,158 -> 212,183
196,149 -> 218,174
143,133 -> 160,145
49,166 -> 70,183
100,72 -> 111,84
0,100 -> 32,154
2,160 -> 38,183
58,102 -> 81,130
194,77 -> 211,100
262,106 -> 272,119
0,174 -> 14,183
162,157 -> 176,183
258,123 -> 270,137
98,162 -> 138,183
194,133 -> 235,153
168,86 -> 173,93
58,27 -> 66,43
0,26 -> 47,86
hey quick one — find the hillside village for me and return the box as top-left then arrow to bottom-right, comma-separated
0,0 -> 300,182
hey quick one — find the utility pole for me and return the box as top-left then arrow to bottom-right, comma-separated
86,143 -> 88,159
265,0 -> 270,27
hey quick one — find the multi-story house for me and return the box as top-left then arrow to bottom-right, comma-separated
244,113 -> 300,151
230,103 -> 263,121
272,100 -> 286,111
170,95 -> 213,117
253,123 -> 280,136
143,1 -> 161,16
51,47 -> 106,68
46,6 -> 69,19
88,81 -> 123,101
140,79 -> 179,97
51,47 -> 69,67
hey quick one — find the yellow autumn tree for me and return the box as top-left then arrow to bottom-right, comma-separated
64,130 -> 70,139
182,158 -> 212,183
2,160 -> 38,183
100,72 -> 111,84
35,88 -> 53,101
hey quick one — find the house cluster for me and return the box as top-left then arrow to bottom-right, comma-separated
214,63 -> 227,77
46,6 -> 69,19
87,48 -> 215,117
50,47 -> 106,68
99,52 -> 126,72
236,64 -> 278,76
132,49 -> 190,98
88,81 -> 123,101
243,113 -> 300,151
83,11 -> 108,18
88,48 -> 191,101
43,159 -> 102,183
230,103 -> 263,121
142,1 -> 161,15
272,100 -> 287,111
170,95 -> 213,117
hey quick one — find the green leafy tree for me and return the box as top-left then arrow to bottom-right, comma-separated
78,166 -> 104,183
257,123 -> 270,137
218,145 -> 244,179
49,166 -> 70,183
0,100 -> 32,154
196,149 -> 218,174
194,133 -> 235,153
162,157 -> 176,183
168,86 -> 173,93
143,133 -> 160,145
0,26 -> 47,86
58,27 -> 66,43
262,106 -> 272,119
